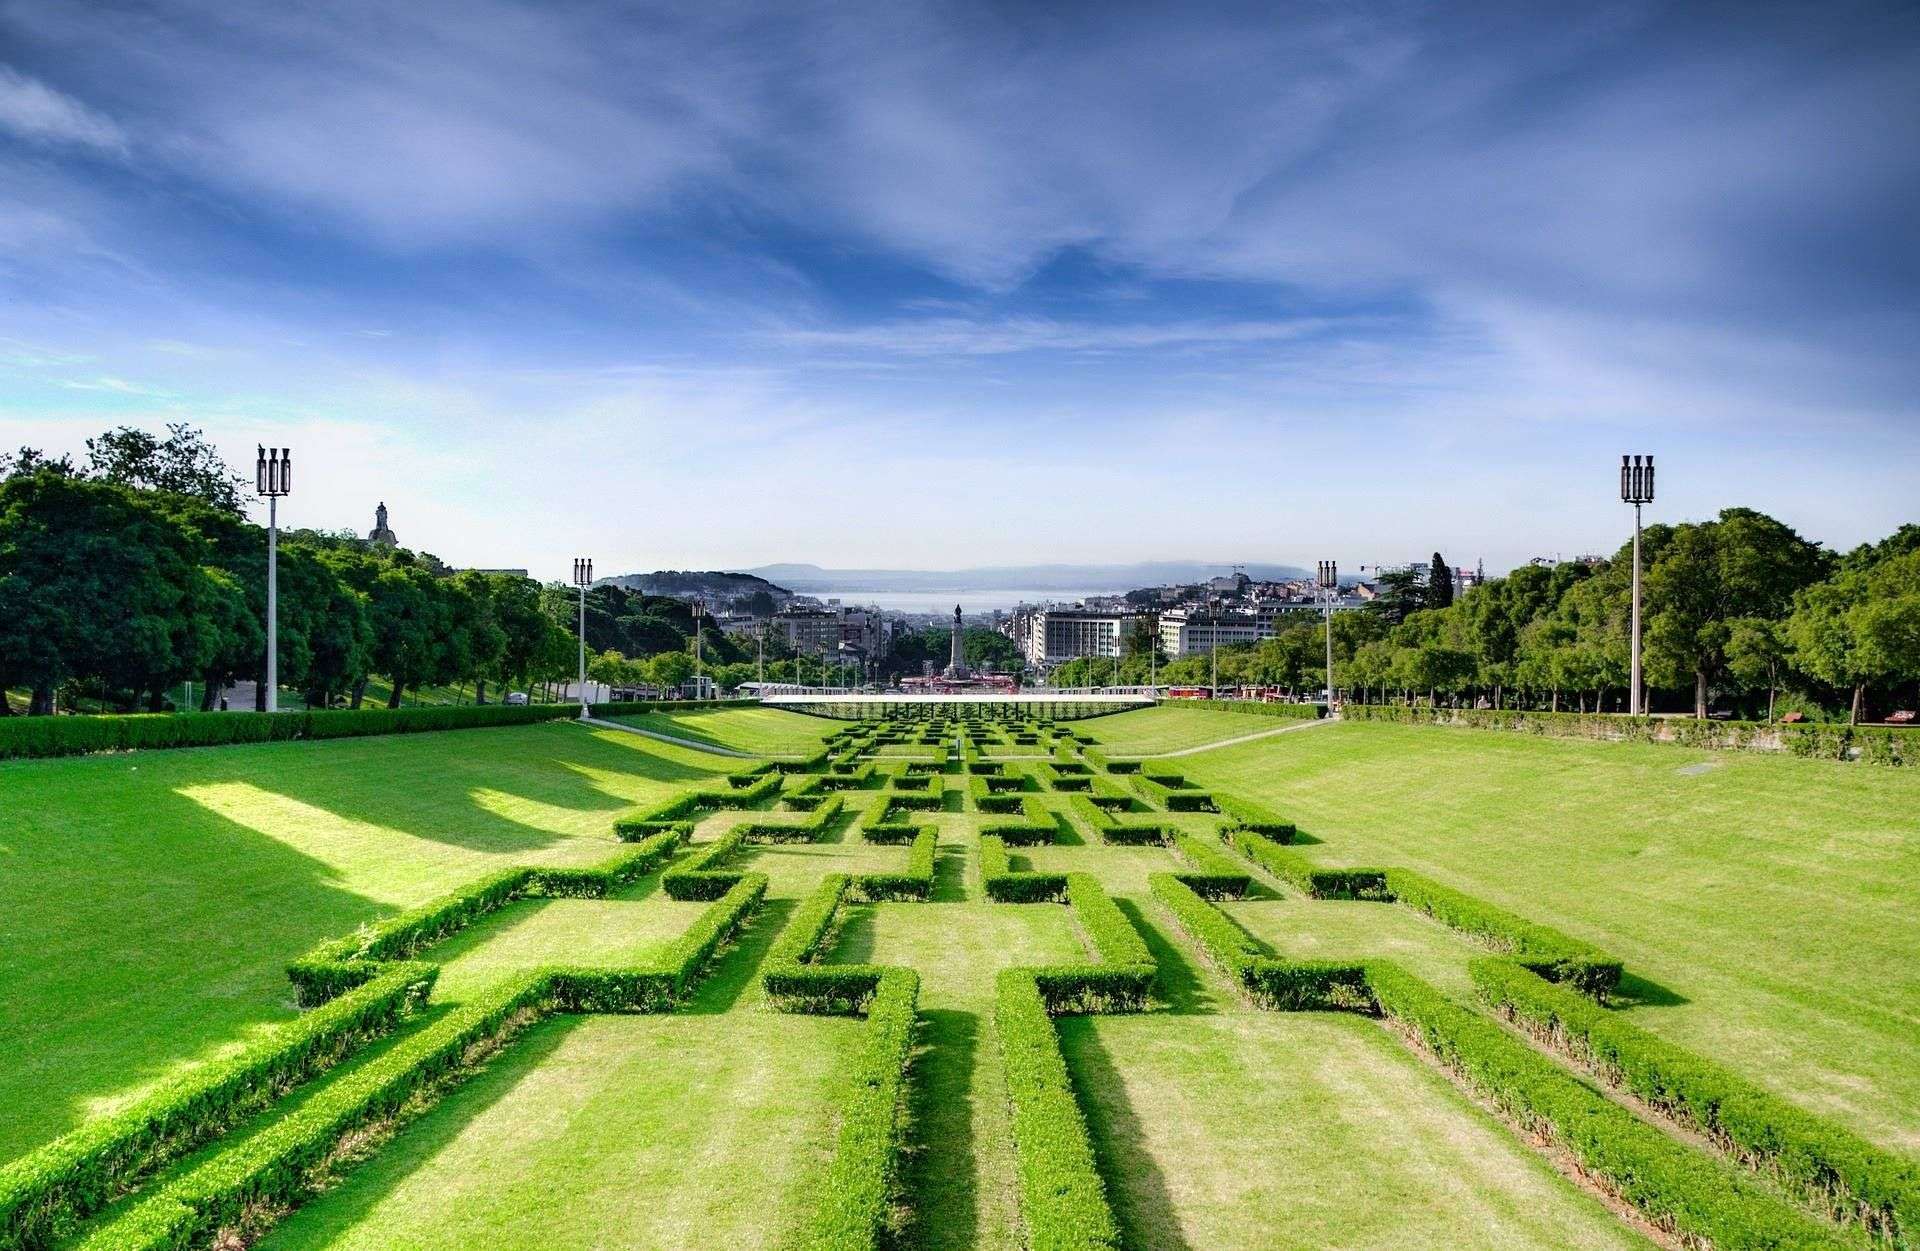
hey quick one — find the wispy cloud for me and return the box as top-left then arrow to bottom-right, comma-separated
0,64 -> 125,154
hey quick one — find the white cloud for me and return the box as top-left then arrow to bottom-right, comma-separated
0,64 -> 126,153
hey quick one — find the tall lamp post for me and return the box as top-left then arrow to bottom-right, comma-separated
1620,456 -> 1655,716
1318,560 -> 1337,713
256,446 -> 291,713
572,557 -> 593,719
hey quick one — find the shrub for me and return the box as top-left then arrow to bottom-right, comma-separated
1149,874 -> 1369,1011
798,969 -> 921,1251
0,703 -> 588,761
1472,958 -> 1920,1243
1174,698 -> 1325,720
1068,795 -> 1168,845
981,798 -> 1057,845
737,795 -> 845,843
662,830 -> 747,900
1387,869 -> 1620,995
1225,828 -> 1388,899
1214,793 -> 1297,841
995,971 -> 1123,1251
1365,961 -> 1856,1251
1170,833 -> 1251,898
850,831 -> 937,902
0,964 -> 434,1251
982,835 -> 1066,903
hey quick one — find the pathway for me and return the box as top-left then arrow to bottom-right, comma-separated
1120,714 -> 1338,760
580,716 -> 807,759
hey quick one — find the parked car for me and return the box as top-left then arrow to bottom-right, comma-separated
505,691 -> 529,706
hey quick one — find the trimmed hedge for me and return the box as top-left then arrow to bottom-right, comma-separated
0,703 -> 587,761
982,835 -> 1065,903
1068,794 -> 1169,845
798,969 -> 921,1251
74,875 -> 766,1251
289,830 -> 686,1005
1213,793 -> 1297,840
612,771 -> 783,839
663,830 -> 748,900
0,964 -> 434,1251
1170,833 -> 1251,898
1176,698 -> 1326,720
1343,703 -> 1916,765
981,797 -> 1057,846
1473,958 -> 1920,1244
1079,745 -> 1139,774
737,794 -> 845,843
1388,869 -> 1621,995
1149,874 -> 1367,1010
1132,771 -> 1219,812
850,831 -> 938,902
1225,828 -> 1388,899
998,971 -> 1123,1251
1366,961 -> 1857,1251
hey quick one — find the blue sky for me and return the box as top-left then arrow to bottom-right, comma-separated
1,0 -> 1916,579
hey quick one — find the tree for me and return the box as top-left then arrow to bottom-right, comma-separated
86,424 -> 248,515
1725,617 -> 1789,722
648,650 -> 694,691
1643,509 -> 1828,717
1369,565 -> 1427,625
1787,548 -> 1920,724
1428,553 -> 1454,610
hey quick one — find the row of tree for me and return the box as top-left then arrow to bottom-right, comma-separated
1049,510 -> 1920,723
0,427 -> 737,714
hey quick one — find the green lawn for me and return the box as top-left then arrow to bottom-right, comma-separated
11,709 -> 1915,1248
0,721 -> 730,1159
1080,705 -> 1307,755
606,706 -> 837,755
1179,720 -> 1920,1155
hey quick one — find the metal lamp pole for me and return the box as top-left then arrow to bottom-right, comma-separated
1318,560 -> 1337,712
572,557 -> 593,719
1620,456 -> 1655,716
256,446 -> 291,713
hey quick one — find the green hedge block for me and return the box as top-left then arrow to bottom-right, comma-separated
981,798 -> 1057,846
996,970 -> 1123,1251
982,835 -> 1066,903
1387,869 -> 1621,996
1226,829 -> 1387,899
0,704 -> 587,761
1365,961 -> 1856,1251
1472,958 -> 1920,1244
0,964 -> 434,1251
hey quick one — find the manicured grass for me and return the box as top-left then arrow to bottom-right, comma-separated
256,1012 -> 858,1251
1057,1012 -> 1649,1250
1080,705 -> 1300,755
0,721 -> 729,1160
426,886 -> 710,1003
1180,720 -> 1920,1155
828,825 -> 1089,1251
607,706 -> 837,755
1221,898 -> 1481,998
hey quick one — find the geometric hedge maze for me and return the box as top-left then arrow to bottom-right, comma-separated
6,713 -> 1913,1251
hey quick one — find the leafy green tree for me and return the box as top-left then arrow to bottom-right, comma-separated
1428,553 -> 1454,610
85,424 -> 249,515
1368,565 -> 1427,625
1787,548 -> 1920,723
1644,509 -> 1828,717
1725,617 -> 1790,722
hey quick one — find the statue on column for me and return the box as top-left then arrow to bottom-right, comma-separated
943,604 -> 971,680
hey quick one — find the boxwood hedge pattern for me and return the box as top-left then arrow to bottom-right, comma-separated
46,822 -> 764,1251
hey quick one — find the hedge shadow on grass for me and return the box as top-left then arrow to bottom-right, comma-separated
1055,1019 -> 1198,1251
239,1014 -> 582,1251
900,1008 -> 983,1251
1113,900 -> 1221,1017
931,844 -> 969,903
681,900 -> 799,1016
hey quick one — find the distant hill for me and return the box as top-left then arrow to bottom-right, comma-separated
601,570 -> 793,608
745,561 -> 1308,592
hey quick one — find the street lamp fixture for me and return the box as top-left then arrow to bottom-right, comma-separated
256,446 -> 292,714
1620,456 -> 1655,716
1317,560 -> 1338,713
572,557 -> 593,720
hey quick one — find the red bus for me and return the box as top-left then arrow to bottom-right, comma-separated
1166,686 -> 1212,700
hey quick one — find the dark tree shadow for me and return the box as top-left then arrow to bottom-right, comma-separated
1050,810 -> 1086,847
1056,1018 -> 1198,1251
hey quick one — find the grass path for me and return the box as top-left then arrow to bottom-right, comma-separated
605,707 -> 837,756
1176,720 -> 1920,1155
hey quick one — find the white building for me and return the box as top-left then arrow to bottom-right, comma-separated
1159,609 -> 1265,657
1022,609 -> 1142,666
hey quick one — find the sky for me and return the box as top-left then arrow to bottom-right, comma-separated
1,0 -> 1917,582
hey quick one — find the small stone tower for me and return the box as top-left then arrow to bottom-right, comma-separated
368,502 -> 398,548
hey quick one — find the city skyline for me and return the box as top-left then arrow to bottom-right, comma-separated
3,1 -> 1917,577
